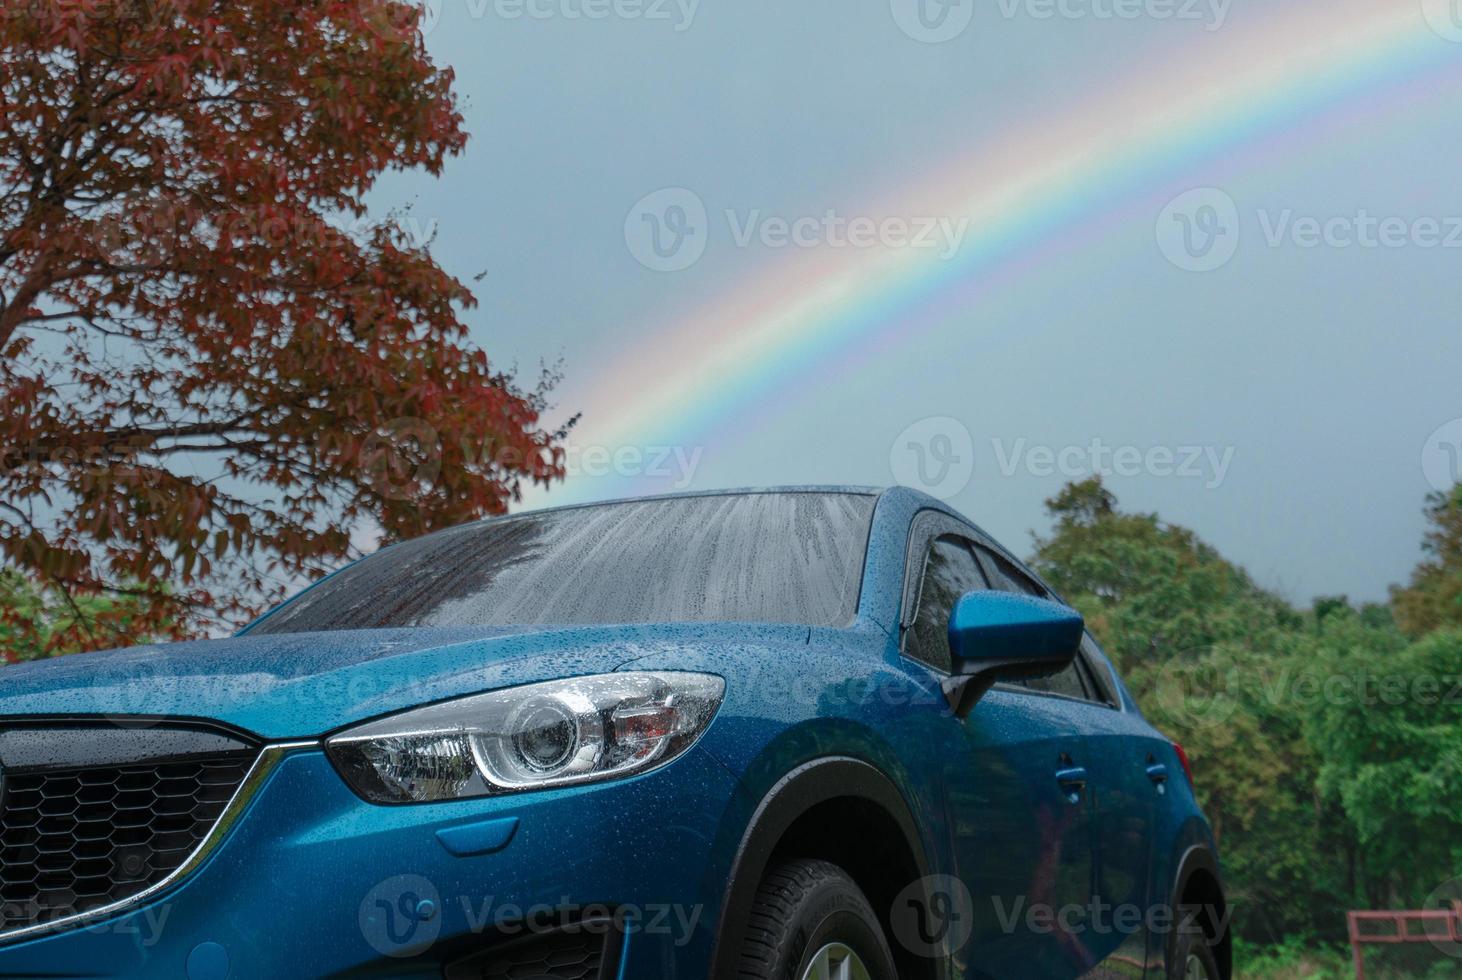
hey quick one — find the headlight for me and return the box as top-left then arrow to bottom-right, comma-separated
325,672 -> 725,804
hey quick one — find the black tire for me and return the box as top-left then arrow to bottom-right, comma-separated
736,858 -> 898,980
1171,927 -> 1221,980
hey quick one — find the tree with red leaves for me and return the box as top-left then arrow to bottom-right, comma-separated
0,1 -> 567,656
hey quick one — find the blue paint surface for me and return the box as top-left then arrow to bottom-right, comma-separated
0,487 -> 1221,979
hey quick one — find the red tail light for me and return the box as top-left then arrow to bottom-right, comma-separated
1173,742 -> 1194,787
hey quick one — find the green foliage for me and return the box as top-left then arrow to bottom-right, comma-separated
1306,624 -> 1462,906
1391,486 -> 1462,638
1232,937 -> 1351,980
0,570 -> 164,661
1030,479 -> 1462,954
1032,479 -> 1300,667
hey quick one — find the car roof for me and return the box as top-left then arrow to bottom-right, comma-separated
496,485 -> 888,522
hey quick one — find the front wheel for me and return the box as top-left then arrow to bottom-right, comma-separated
736,858 -> 898,980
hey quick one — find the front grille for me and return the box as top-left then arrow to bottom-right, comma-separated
0,752 -> 254,934
446,926 -> 613,980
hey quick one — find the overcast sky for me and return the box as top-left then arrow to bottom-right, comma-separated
369,0 -> 1462,606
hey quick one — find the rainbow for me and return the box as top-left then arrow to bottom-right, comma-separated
542,1 -> 1460,504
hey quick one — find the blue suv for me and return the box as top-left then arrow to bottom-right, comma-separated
0,487 -> 1229,979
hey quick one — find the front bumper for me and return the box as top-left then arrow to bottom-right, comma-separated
0,743 -> 745,978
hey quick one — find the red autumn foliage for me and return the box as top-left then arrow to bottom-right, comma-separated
0,1 -> 567,653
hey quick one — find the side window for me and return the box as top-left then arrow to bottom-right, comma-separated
1080,633 -> 1120,707
906,535 -> 989,672
974,546 -> 1092,701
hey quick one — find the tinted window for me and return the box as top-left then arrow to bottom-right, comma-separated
975,546 -> 1091,701
907,536 -> 989,672
251,492 -> 875,633
1080,633 -> 1120,706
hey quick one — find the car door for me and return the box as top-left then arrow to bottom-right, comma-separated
1062,635 -> 1165,979
900,515 -> 1097,979
978,546 -> 1159,979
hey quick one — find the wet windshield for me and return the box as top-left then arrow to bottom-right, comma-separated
249,491 -> 876,633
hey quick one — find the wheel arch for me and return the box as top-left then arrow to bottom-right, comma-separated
1168,844 -> 1232,980
708,755 -> 947,980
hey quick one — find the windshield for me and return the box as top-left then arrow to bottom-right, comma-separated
249,491 -> 876,633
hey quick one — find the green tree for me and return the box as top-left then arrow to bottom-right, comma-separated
1029,480 -> 1350,943
1031,478 -> 1299,665
0,571 -> 163,662
1305,621 -> 1462,907
1391,485 -> 1462,638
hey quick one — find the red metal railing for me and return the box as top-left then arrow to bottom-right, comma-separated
1347,902 -> 1462,979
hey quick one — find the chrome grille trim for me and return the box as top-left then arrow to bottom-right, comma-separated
0,740 -> 316,945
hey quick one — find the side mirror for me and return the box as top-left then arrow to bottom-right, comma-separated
941,592 -> 1085,718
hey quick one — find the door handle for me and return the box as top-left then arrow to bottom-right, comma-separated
1147,763 -> 1169,784
1055,766 -> 1087,805
1055,766 -> 1088,792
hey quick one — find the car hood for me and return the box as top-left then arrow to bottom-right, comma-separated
0,622 -> 812,740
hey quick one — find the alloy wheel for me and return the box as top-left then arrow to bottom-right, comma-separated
800,942 -> 872,980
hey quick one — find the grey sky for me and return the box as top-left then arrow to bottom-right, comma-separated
370,0 -> 1462,606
